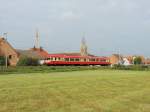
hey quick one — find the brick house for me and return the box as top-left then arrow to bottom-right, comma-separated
0,37 -> 19,66
144,58 -> 150,65
110,54 -> 124,65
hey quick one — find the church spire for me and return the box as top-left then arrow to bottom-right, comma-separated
80,34 -> 88,56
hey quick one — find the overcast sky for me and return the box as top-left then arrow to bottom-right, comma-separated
0,0 -> 150,56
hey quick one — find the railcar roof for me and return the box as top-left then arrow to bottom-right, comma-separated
47,54 -> 109,59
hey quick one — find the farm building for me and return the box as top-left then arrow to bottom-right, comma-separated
0,37 -> 19,66
17,47 -> 49,59
16,47 -> 49,65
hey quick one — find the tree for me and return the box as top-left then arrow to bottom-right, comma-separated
0,56 -> 6,66
133,57 -> 142,65
17,56 -> 39,66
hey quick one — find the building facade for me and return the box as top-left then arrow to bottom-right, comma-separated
110,54 -> 123,65
0,37 -> 19,66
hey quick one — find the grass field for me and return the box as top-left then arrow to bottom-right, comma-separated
0,70 -> 150,112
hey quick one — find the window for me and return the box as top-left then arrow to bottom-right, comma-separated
13,55 -> 16,58
100,59 -> 106,62
70,58 -> 74,61
9,55 -> 12,59
106,60 -> 110,62
65,58 -> 69,61
90,59 -> 95,62
75,58 -> 80,61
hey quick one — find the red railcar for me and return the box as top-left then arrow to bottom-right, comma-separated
44,54 -> 111,66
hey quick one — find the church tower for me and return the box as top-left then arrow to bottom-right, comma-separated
80,37 -> 88,56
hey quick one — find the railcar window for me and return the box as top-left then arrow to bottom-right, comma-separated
89,59 -> 95,61
100,59 -> 106,62
70,58 -> 74,61
106,60 -> 110,62
92,59 -> 95,61
65,58 -> 69,61
75,58 -> 80,61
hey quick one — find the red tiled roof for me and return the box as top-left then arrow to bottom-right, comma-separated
50,52 -> 95,57
29,48 -> 49,58
17,48 -> 49,59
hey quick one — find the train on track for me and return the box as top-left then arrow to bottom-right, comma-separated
44,54 -> 111,66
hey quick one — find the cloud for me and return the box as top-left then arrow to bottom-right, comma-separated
60,11 -> 80,20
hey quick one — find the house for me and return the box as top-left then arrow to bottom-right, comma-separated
0,37 -> 19,66
16,47 -> 49,65
144,58 -> 150,65
123,57 -> 131,66
110,54 -> 124,65
17,47 -> 49,59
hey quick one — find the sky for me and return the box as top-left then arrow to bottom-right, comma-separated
0,0 -> 150,56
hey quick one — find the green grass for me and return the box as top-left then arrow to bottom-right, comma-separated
0,66 -> 110,74
0,70 -> 150,112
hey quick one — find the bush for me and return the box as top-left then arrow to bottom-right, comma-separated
133,57 -> 142,65
0,56 -> 6,66
17,56 -> 39,66
112,64 -> 149,71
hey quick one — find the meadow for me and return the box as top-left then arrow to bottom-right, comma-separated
0,70 -> 150,112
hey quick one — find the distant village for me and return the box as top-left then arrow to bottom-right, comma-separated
0,31 -> 150,66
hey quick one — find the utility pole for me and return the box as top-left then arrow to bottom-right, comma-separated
3,33 -> 8,68
118,48 -> 121,65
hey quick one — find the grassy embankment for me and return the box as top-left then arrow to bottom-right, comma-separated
0,66 -> 109,74
0,65 -> 150,74
0,70 -> 150,112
